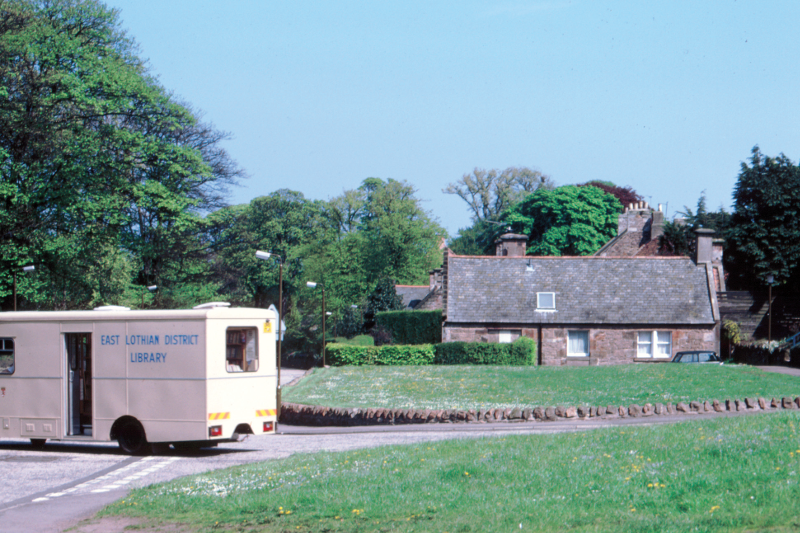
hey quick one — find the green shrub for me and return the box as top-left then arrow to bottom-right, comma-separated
326,343 -> 436,366
434,336 -> 537,365
376,310 -> 442,344
332,335 -> 374,347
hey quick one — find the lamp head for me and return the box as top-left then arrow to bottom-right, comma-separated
767,274 -> 775,285
255,250 -> 272,261
147,285 -> 158,291
23,265 -> 35,272
306,281 -> 317,289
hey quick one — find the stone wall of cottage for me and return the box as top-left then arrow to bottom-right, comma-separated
444,326 -> 538,344
442,324 -> 718,365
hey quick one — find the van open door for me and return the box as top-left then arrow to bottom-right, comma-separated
65,333 -> 92,436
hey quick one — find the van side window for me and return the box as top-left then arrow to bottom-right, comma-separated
0,338 -> 14,375
226,328 -> 258,373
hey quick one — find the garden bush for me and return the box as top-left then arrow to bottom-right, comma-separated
326,343 -> 436,366
434,336 -> 537,365
376,310 -> 442,344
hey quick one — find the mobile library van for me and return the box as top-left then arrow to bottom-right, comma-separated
0,304 -> 278,454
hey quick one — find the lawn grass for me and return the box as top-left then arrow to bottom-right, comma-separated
282,364 -> 800,410
103,412 -> 800,532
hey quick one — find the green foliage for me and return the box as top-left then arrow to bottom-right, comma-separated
657,192 -> 730,257
332,335 -> 374,347
326,343 -> 435,366
363,277 -> 403,330
448,219 -> 505,256
332,306 -> 364,339
376,310 -> 442,344
0,0 -> 239,310
503,185 -> 620,256
726,146 -> 800,290
722,320 -> 742,345
434,337 -> 537,365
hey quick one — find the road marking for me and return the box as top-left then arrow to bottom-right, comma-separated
29,457 -> 182,500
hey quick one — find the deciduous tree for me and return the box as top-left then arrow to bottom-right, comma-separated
444,167 -> 554,221
503,185 -> 620,256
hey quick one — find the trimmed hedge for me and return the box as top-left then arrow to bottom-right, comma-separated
327,343 -> 436,366
731,344 -> 800,368
376,310 -> 442,345
434,337 -> 537,365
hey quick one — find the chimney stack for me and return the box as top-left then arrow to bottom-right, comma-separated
694,228 -> 715,264
495,233 -> 529,257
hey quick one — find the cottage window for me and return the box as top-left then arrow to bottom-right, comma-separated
537,292 -> 555,309
567,330 -> 589,357
637,331 -> 672,359
0,338 -> 14,374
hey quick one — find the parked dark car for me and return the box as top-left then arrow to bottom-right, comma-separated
671,351 -> 722,363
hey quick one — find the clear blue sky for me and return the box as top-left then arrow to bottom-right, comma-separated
108,0 -> 800,236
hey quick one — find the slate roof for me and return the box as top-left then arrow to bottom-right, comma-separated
395,285 -> 433,310
446,255 -> 715,325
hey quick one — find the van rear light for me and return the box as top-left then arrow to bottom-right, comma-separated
209,425 -> 223,437
263,421 -> 274,432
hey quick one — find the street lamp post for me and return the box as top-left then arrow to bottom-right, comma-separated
306,281 -> 326,366
256,251 -> 283,418
767,274 -> 775,343
12,265 -> 35,311
141,285 -> 157,308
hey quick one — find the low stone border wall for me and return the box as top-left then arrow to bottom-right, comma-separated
280,396 -> 800,426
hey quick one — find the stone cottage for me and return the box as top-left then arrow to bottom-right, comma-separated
441,230 -> 720,365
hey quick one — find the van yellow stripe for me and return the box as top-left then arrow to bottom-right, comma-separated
256,409 -> 276,417
208,412 -> 230,421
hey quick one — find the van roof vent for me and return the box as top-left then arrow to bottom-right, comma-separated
193,301 -> 231,310
93,305 -> 131,311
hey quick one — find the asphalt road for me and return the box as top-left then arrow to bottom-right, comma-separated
0,367 -> 795,532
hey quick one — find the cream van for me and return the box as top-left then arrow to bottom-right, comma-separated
0,304 -> 278,454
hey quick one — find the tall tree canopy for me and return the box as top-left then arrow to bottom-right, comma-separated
726,147 -> 800,290
577,181 -> 643,210
443,167 -> 554,221
503,185 -> 620,256
0,0 -> 239,309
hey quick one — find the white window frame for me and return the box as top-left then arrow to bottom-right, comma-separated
637,331 -> 672,359
567,330 -> 589,357
537,292 -> 555,310
498,330 -> 513,344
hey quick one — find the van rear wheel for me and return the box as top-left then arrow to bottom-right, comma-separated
117,420 -> 149,455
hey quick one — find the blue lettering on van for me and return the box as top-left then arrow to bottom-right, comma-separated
129,352 -> 167,363
164,334 -> 199,345
125,335 -> 160,345
101,335 -> 120,345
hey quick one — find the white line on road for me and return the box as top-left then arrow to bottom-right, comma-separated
30,457 -> 181,500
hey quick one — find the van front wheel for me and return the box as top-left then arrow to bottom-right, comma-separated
117,420 -> 148,455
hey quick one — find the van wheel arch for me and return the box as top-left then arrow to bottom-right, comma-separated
111,416 -> 149,455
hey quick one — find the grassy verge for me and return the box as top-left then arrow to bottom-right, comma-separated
104,412 -> 800,532
282,364 -> 800,410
